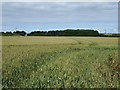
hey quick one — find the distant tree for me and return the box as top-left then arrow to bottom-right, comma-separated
27,31 -> 47,36
99,33 -> 120,37
28,29 -> 100,36
2,32 -> 13,36
112,34 -> 120,37
0,32 -> 3,36
13,31 -> 26,36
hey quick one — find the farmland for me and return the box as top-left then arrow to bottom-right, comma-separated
2,36 -> 119,88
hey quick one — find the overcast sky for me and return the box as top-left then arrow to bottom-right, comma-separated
2,2 -> 118,33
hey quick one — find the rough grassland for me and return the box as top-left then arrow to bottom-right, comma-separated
2,36 -> 120,88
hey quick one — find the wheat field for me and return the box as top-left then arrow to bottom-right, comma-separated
2,36 -> 119,88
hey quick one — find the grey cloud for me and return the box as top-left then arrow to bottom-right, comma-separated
2,2 -> 118,23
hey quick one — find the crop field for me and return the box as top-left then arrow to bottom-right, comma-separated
2,36 -> 120,88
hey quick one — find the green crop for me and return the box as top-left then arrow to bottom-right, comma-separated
2,36 -> 119,88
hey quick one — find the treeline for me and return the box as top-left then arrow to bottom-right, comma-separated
0,29 -> 120,37
27,29 -> 99,36
99,33 -> 120,37
0,31 -> 26,36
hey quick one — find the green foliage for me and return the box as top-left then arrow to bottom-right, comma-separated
1,30 -> 120,37
2,36 -> 119,88
1,31 -> 26,36
28,29 -> 99,36
27,31 -> 47,36
99,33 -> 120,37
13,31 -> 26,36
1,32 -> 13,36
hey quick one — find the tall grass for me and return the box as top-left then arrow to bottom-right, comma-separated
2,36 -> 119,88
